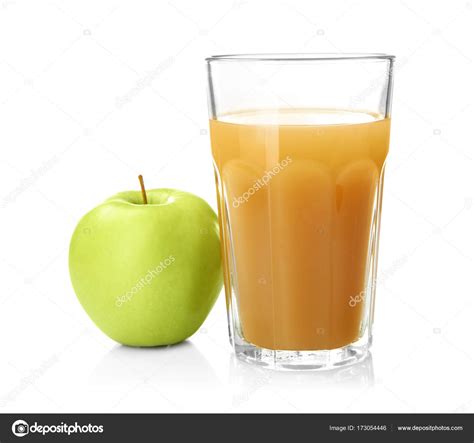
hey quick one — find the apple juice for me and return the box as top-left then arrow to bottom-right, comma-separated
210,109 -> 390,351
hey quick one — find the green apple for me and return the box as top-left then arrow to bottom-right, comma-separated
69,188 -> 223,347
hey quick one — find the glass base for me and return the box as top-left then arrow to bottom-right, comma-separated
234,335 -> 371,371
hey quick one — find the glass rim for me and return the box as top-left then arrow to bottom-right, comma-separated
206,53 -> 395,62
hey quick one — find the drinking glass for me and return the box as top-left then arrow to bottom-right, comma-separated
206,54 -> 395,369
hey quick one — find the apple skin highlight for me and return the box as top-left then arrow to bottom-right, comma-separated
69,188 -> 223,347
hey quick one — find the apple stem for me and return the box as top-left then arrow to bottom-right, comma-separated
138,175 -> 148,204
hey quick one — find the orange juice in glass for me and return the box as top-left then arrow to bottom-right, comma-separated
206,54 -> 394,369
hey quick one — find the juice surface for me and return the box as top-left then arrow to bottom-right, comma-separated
210,109 -> 390,350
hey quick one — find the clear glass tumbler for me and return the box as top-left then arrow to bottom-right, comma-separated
206,54 -> 395,370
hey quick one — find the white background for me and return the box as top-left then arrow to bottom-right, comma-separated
0,0 -> 473,413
